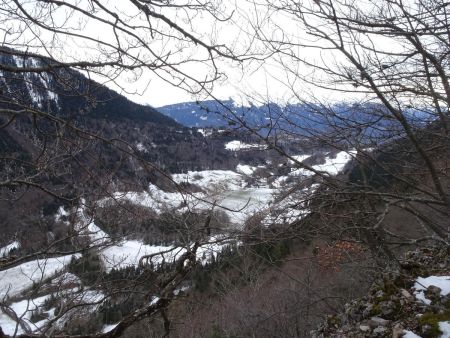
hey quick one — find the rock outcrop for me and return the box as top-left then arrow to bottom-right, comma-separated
312,246 -> 450,338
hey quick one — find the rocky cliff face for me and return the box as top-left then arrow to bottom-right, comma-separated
312,246 -> 450,338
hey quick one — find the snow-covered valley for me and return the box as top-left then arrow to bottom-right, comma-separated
102,149 -> 356,227
0,148 -> 356,336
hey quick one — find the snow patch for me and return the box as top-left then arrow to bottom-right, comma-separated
439,322 -> 450,338
136,142 -> 147,152
288,154 -> 311,164
279,150 -> 355,182
225,140 -> 266,151
75,202 -> 110,246
0,241 -> 20,257
100,184 -> 186,214
313,150 -> 355,175
414,275 -> 450,305
55,206 -> 69,223
150,296 -> 160,306
101,235 -> 234,271
0,287 -> 106,335
101,241 -> 182,272
236,164 -> 257,175
403,330 -> 422,338
39,71 -> 59,105
11,55 -> 59,108
173,170 -> 245,192
197,128 -> 212,136
102,323 -> 119,333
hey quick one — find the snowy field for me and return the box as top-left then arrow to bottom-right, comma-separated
100,240 -> 182,271
287,150 -> 354,177
0,254 -> 81,299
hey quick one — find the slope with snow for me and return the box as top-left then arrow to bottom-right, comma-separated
0,282 -> 104,336
100,235 -> 234,272
0,294 -> 51,336
0,241 -> 20,257
99,151 -> 356,228
100,240 -> 182,272
289,150 -> 355,177
0,254 -> 81,299
12,55 -> 59,108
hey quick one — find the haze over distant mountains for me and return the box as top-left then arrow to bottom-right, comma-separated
158,99 -> 430,141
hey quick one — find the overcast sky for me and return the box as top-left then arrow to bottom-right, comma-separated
0,0 -> 377,107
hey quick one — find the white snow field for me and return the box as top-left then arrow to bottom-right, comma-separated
172,169 -> 245,191
100,240 -> 182,272
288,154 -> 311,164
74,201 -> 235,271
0,255 -> 85,335
0,254 -> 81,299
440,322 -> 450,338
313,150 -> 356,175
171,169 -> 273,224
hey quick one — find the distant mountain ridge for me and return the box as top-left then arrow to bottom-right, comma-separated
158,100 -> 430,141
158,100 -> 271,128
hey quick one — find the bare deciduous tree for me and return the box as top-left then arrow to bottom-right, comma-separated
2,0 -> 450,337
